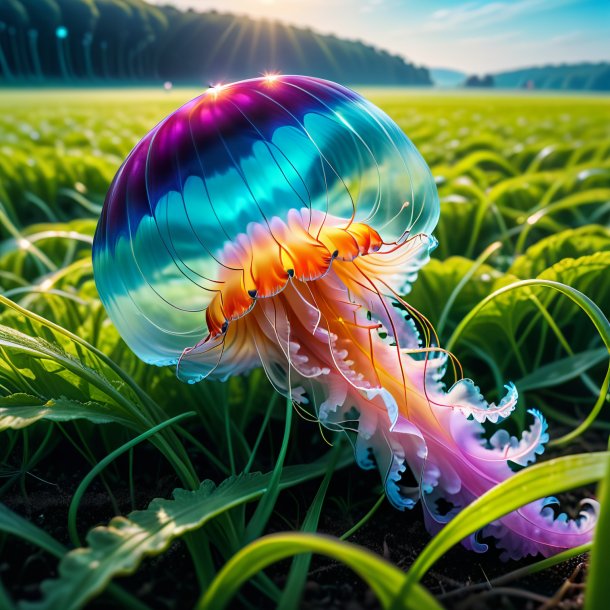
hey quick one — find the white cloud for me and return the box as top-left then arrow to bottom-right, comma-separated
547,31 -> 584,45
457,30 -> 520,45
423,0 -> 577,32
360,0 -> 385,13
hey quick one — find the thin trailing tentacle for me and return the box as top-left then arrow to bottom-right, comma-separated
170,210 -> 597,560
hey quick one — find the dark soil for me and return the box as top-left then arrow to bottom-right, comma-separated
0,420 -> 599,610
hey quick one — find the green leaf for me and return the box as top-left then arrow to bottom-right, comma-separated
510,225 -> 610,279
0,296 -> 200,489
449,256 -> 610,355
434,199 -> 499,259
0,393 -> 132,431
446,266 -> 609,413
515,347 -> 609,392
515,189 -> 610,253
405,255 -> 499,333
0,502 -> 65,559
197,532 -> 443,610
22,449 -> 354,610
0,323 -> 142,424
0,504 -> 149,610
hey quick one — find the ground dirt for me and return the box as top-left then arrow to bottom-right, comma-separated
1,425 -> 597,610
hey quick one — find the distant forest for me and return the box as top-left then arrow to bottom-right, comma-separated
493,63 -> 610,91
0,0 -> 431,86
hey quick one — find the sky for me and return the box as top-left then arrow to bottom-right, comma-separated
152,0 -> 610,73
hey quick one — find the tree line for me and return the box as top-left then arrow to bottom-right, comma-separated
0,0 -> 431,85
493,62 -> 610,91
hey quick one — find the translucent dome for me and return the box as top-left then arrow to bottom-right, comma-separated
93,75 -> 439,367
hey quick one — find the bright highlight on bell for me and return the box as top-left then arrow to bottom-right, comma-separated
264,72 -> 280,82
93,75 -> 597,559
208,83 -> 224,96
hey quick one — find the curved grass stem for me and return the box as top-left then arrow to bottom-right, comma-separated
67,411 -> 196,547
340,493 -> 385,541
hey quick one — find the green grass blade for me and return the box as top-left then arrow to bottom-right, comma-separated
340,494 -> 386,541
440,542 -> 592,601
391,451 -> 608,609
446,278 -> 610,442
436,241 -> 502,336
515,188 -> 610,254
278,440 -> 342,610
0,323 -> 145,425
244,394 -> 292,542
0,295 -> 163,423
0,578 -> 15,610
550,364 -> 610,447
0,302 -> 199,489
447,279 -> 610,353
23,448 -> 353,610
585,452 -> 610,610
196,532 -> 444,610
67,411 -> 196,547
514,347 -> 608,392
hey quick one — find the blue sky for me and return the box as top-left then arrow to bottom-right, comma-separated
152,0 -> 610,73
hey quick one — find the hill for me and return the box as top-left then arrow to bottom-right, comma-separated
0,0 -> 431,86
429,68 -> 466,88
492,62 -> 610,91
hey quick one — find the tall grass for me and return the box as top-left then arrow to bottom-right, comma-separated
0,89 -> 608,609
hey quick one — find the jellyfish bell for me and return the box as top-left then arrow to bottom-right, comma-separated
94,75 -> 438,368
93,75 -> 597,559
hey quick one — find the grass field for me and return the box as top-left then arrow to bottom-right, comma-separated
0,89 -> 609,610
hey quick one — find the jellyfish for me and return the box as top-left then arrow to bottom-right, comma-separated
92,75 -> 597,559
